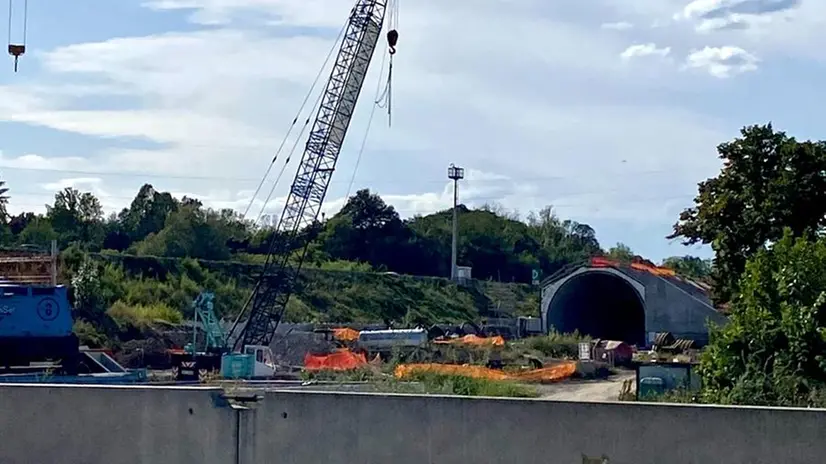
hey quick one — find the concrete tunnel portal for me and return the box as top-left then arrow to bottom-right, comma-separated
545,270 -> 646,346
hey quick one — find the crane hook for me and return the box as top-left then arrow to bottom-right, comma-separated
387,29 -> 398,55
8,44 -> 24,72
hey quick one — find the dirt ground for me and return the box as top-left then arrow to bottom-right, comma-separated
533,370 -> 636,402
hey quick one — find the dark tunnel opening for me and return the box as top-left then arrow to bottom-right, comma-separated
547,271 -> 646,346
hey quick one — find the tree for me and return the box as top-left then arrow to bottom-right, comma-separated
700,231 -> 826,407
71,259 -> 106,322
18,217 -> 58,246
0,179 -> 8,224
117,184 -> 178,244
46,188 -> 105,247
669,124 -> 826,304
132,202 -> 234,260
320,189 -> 410,270
525,206 -> 600,272
606,243 -> 634,263
661,255 -> 712,280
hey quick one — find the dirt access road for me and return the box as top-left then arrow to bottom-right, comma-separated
533,371 -> 636,402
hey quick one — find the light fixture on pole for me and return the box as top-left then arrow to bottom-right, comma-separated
448,164 -> 464,281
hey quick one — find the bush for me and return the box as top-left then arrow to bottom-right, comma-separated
700,231 -> 826,407
520,331 -> 590,359
408,371 -> 539,398
73,319 -> 110,348
107,300 -> 184,330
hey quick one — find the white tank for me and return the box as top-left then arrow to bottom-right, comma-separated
357,328 -> 428,351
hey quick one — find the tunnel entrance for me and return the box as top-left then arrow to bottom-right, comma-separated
546,271 -> 645,346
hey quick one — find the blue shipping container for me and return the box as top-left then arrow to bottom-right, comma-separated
0,285 -> 73,338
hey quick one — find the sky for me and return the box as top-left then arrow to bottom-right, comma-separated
1,0 -> 825,262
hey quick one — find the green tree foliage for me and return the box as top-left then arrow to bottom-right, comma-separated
2,183 -> 616,285
0,179 -> 8,223
103,183 -> 179,251
18,217 -> 58,246
606,243 -> 635,263
661,255 -> 712,280
700,231 -> 826,407
46,187 -> 105,248
318,189 -> 412,271
669,124 -> 826,304
6,181 -> 704,350
0,179 -> 10,243
132,201 -> 244,260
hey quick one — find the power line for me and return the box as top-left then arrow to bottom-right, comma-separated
6,192 -> 697,216
0,164 -> 714,185
2,180 -> 699,203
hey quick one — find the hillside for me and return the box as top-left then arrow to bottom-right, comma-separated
1,182 -> 697,349
62,252 -> 537,347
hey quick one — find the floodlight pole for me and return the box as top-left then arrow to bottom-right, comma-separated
448,164 -> 464,281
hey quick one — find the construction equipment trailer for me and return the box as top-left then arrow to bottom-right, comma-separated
170,0 -> 398,381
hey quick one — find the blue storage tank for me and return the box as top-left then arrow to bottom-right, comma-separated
0,285 -> 73,337
0,284 -> 78,372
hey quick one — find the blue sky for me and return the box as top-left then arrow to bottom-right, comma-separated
1,0 -> 824,261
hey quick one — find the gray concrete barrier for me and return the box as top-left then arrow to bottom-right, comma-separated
0,384 -> 236,464
1,384 -> 825,464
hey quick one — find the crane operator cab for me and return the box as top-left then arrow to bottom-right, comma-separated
244,344 -> 276,378
221,344 -> 276,379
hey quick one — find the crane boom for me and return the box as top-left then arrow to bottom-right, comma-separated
236,0 -> 391,350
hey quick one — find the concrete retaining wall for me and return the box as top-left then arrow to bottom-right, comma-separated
1,384 -> 825,464
0,385 -> 236,464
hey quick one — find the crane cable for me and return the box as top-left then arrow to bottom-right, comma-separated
376,0 -> 399,126
6,0 -> 27,72
252,85 -> 327,227
345,0 -> 400,198
256,1 -> 401,223
346,41 -> 389,199
240,20 -> 348,221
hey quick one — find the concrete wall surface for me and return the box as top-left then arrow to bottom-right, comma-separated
2,384 -> 826,464
0,384 -> 236,464
253,390 -> 826,464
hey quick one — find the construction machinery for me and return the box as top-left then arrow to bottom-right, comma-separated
0,247 -> 145,383
169,292 -> 277,381
171,0 -> 398,381
0,283 -> 79,374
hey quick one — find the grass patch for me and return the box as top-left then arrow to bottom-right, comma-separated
515,331 -> 590,359
300,367 -> 383,383
408,371 -> 539,398
107,300 -> 184,330
298,366 -> 539,398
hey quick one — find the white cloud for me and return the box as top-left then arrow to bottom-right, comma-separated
684,46 -> 759,78
676,0 -> 801,32
620,43 -> 671,60
0,0 -> 748,260
41,178 -> 104,191
601,21 -> 634,30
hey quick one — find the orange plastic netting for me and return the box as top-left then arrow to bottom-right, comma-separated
433,335 -> 506,347
332,327 -> 360,342
304,349 -> 367,371
630,262 -> 676,277
394,361 -> 576,383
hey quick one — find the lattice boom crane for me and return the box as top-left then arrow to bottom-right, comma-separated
234,0 -> 397,350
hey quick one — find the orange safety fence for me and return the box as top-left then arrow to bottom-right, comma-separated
304,349 -> 367,371
394,361 -> 577,384
513,362 -> 577,383
591,256 -> 677,277
630,262 -> 676,277
433,334 -> 506,347
332,327 -> 360,342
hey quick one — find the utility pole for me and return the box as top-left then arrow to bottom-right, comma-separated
448,164 -> 464,281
